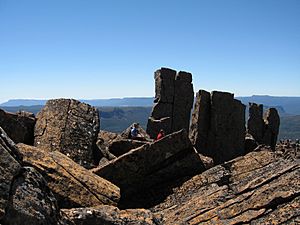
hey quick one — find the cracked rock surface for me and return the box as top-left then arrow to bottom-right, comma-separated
17,143 -> 120,209
151,149 -> 300,224
34,99 -> 100,168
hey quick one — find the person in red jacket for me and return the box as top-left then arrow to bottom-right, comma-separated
156,129 -> 165,141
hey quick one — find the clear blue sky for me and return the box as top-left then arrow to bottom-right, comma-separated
0,0 -> 299,103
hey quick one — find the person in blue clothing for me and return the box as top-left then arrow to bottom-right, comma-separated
130,123 -> 145,140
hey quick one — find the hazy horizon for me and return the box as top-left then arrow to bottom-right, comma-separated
1,0 -> 299,103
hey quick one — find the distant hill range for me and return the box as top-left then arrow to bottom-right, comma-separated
1,95 -> 300,115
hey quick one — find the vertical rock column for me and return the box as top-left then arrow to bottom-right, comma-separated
247,103 -> 264,143
262,108 -> 280,149
190,90 -> 246,164
146,68 -> 194,139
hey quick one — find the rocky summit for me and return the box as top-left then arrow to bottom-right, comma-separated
0,67 -> 298,224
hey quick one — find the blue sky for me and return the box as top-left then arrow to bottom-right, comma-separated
0,0 -> 299,103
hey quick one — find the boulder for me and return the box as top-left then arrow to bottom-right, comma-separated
245,133 -> 258,153
147,68 -> 194,138
17,143 -> 120,209
0,127 -> 22,220
152,149 -> 300,224
34,99 -> 100,168
0,109 -> 36,145
2,167 -> 59,225
190,90 -> 246,164
120,123 -> 150,140
93,129 -> 205,208
108,139 -> 148,157
60,205 -> 162,225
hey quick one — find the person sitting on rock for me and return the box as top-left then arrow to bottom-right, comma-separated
156,129 -> 165,141
130,123 -> 145,141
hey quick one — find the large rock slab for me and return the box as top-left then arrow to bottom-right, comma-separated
0,109 -> 36,145
152,149 -> 300,224
190,90 -> 246,164
147,68 -> 194,138
34,99 -> 100,168
60,205 -> 162,225
0,127 -> 22,220
93,129 -> 205,208
2,167 -> 59,225
17,143 -> 120,209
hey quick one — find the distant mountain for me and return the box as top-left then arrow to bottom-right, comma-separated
0,98 -> 154,107
1,95 -> 300,115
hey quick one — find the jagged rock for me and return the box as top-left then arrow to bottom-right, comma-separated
151,150 -> 300,224
0,109 -> 36,145
0,127 -> 22,220
93,129 -> 206,208
147,68 -> 194,138
17,143 -> 120,209
247,103 -> 264,143
2,167 -> 59,225
108,139 -> 148,157
98,130 -> 121,147
190,90 -> 246,164
275,140 -> 300,160
263,108 -> 280,150
60,205 -> 162,225
34,99 -> 100,168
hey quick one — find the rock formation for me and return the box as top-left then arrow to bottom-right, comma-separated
247,103 -> 280,150
263,108 -> 280,149
17,143 -> 120,209
0,109 -> 36,145
146,68 -> 194,138
34,99 -> 100,168
152,148 -> 300,224
60,205 -> 162,225
189,90 -> 246,164
93,129 -> 206,208
0,127 -> 60,225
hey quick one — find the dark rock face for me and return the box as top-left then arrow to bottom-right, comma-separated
152,149 -> 300,224
0,109 -> 36,145
2,167 -> 59,225
17,143 -> 120,209
190,90 -> 246,164
108,139 -> 148,157
93,129 -> 205,208
247,104 -> 280,150
34,99 -> 100,168
247,103 -> 264,143
60,205 -> 162,225
0,127 -> 22,220
147,68 -> 194,138
263,108 -> 280,150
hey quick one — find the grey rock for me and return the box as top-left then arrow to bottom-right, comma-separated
0,109 -> 36,145
34,99 -> 100,168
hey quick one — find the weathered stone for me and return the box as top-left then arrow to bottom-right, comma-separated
0,127 -> 22,220
263,108 -> 280,150
60,205 -> 162,225
93,129 -> 205,208
2,167 -> 59,225
247,102 -> 264,143
152,150 -> 300,224
17,143 -> 120,209
0,109 -> 36,145
189,90 -> 211,150
147,68 -> 194,139
245,133 -> 258,153
34,99 -> 100,168
190,90 -> 246,164
108,139 -> 148,157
